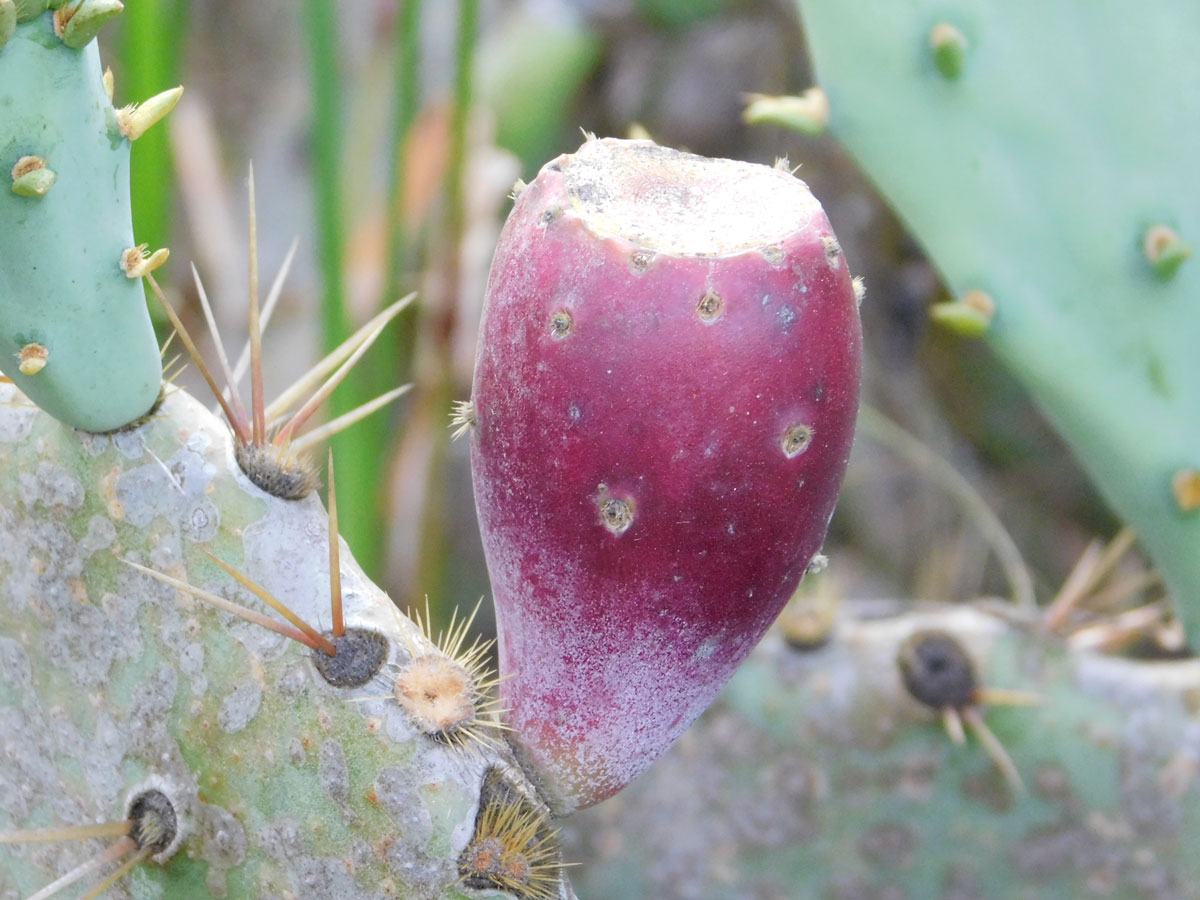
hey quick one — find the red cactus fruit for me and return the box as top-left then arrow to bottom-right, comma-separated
469,137 -> 862,813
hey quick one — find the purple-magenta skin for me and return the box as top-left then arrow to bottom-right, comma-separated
470,139 -> 862,813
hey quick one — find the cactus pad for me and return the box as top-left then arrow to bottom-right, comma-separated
0,13 -> 163,432
793,0 -> 1200,624
0,382 -> 575,900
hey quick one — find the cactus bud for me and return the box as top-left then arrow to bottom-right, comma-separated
10,154 -> 55,196
116,85 -> 183,141
742,86 -> 830,135
929,22 -> 968,80
1173,469 -> 1200,513
930,288 -> 994,336
17,341 -> 48,374
1143,224 -> 1191,280
120,244 -> 170,278
54,0 -> 123,49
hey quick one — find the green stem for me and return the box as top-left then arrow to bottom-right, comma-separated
120,0 -> 190,314
383,0 -> 422,319
443,0 -> 477,248
301,0 -> 349,356
417,0 -> 477,621
302,0 -> 386,575
381,0 -> 423,397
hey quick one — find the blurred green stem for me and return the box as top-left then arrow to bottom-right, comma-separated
384,0 -> 422,328
417,0 -> 477,619
443,0 -> 476,246
301,0 -> 350,355
377,0 -> 423,523
120,0 -> 189,316
303,0 -> 387,575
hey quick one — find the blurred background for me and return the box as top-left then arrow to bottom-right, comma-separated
100,0 -> 1119,649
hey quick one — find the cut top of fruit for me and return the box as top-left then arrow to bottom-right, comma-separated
562,138 -> 820,257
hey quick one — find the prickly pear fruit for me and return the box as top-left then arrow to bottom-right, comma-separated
469,138 -> 862,812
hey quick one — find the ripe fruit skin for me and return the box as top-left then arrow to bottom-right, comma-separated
470,138 -> 861,813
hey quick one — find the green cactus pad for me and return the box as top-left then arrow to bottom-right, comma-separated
570,605 -> 1200,899
793,0 -> 1200,624
0,13 -> 163,432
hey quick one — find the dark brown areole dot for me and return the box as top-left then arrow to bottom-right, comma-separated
897,630 -> 977,710
549,310 -> 573,340
629,249 -> 654,273
599,494 -> 634,535
464,836 -> 504,877
782,423 -> 814,458
697,290 -> 723,322
822,234 -> 842,269
235,442 -> 320,500
126,789 -> 178,855
311,627 -> 390,688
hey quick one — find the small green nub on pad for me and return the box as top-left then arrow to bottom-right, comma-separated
55,0 -> 124,49
929,289 -> 993,337
10,155 -> 55,196
743,87 -> 830,135
929,22 -> 967,80
1144,224 -> 1191,280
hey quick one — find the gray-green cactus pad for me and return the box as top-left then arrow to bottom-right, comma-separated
793,0 -> 1200,625
0,382 -> 573,900
567,605 -> 1200,899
